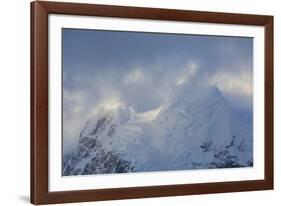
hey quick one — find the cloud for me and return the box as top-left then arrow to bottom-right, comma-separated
207,69 -> 253,109
95,93 -> 123,112
176,61 -> 199,85
209,70 -> 252,97
63,89 -> 89,153
123,69 -> 146,85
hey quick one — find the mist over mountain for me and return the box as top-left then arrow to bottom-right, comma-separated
63,83 -> 253,176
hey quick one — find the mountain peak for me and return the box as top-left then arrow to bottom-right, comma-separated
162,84 -> 223,112
174,83 -> 221,98
100,103 -> 136,122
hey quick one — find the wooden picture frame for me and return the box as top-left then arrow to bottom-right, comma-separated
31,0 -> 274,204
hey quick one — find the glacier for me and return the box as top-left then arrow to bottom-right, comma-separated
63,83 -> 253,176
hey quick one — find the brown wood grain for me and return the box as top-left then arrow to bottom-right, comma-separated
30,1 -> 274,204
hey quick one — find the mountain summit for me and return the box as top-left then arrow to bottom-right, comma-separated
63,84 -> 253,176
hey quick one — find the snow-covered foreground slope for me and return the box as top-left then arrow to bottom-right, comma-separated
63,84 -> 253,176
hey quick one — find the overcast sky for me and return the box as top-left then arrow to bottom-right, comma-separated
62,28 -> 253,152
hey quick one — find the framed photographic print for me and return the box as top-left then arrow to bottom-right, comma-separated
30,1 -> 274,204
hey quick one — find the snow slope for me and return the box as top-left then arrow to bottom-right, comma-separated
63,83 -> 253,176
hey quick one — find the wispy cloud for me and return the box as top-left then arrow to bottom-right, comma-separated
123,69 -> 146,85
176,61 -> 199,85
209,70 -> 252,97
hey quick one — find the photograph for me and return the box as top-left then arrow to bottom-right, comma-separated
62,29 -> 254,176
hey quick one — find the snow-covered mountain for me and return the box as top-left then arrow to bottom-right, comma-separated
63,83 -> 253,176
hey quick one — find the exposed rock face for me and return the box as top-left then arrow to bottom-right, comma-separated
63,84 -> 253,176
63,110 -> 135,176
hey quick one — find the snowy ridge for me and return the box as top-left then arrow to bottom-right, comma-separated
63,83 -> 253,176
